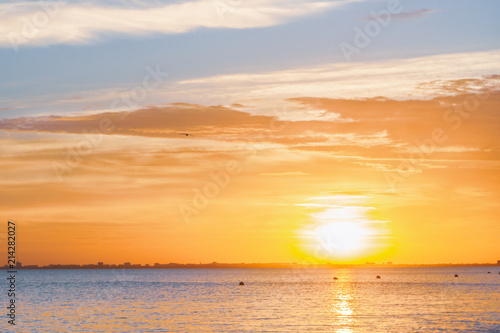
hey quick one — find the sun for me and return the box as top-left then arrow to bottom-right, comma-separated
296,195 -> 392,262
314,221 -> 369,253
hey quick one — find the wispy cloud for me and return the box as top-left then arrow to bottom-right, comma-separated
401,146 -> 484,154
0,0 -> 342,48
1,90 -> 499,165
417,75 -> 500,94
391,8 -> 438,20
7,50 -> 500,118
365,8 -> 439,21
258,171 -> 308,176
175,50 -> 500,102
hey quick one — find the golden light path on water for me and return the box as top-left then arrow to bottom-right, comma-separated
328,271 -> 358,333
295,195 -> 393,263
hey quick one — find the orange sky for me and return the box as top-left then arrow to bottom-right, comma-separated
1,75 -> 499,265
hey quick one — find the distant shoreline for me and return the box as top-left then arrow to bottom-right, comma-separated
2,263 -> 499,270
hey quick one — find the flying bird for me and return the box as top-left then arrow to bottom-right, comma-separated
179,133 -> 191,136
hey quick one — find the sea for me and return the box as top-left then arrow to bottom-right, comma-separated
7,266 -> 500,332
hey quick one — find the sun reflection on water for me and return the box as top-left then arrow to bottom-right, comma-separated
328,273 -> 358,332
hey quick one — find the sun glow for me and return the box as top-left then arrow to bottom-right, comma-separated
296,196 -> 392,262
315,221 -> 370,253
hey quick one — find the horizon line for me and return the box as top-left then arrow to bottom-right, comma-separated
3,261 -> 500,269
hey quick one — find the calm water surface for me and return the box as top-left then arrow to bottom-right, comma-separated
11,267 -> 500,332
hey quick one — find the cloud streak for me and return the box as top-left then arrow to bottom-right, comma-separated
1,90 -> 499,165
0,0 -> 341,48
365,8 -> 438,21
6,50 -> 499,118
175,50 -> 500,102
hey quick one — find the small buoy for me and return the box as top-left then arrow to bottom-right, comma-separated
333,277 -> 338,280
455,274 -> 458,277
376,275 -> 381,279
239,282 -> 244,285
